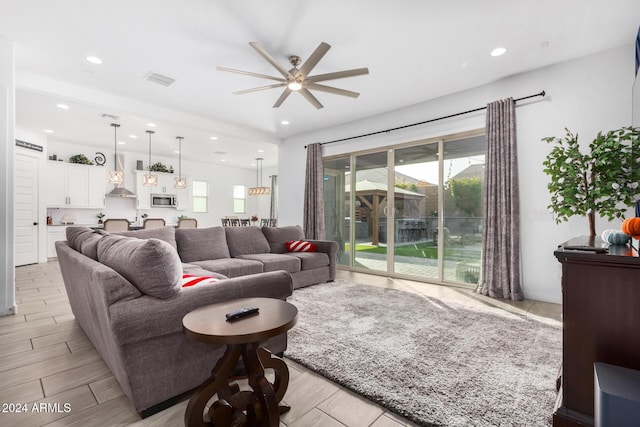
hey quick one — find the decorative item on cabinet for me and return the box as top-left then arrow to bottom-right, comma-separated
69,154 -> 94,165
97,212 -> 105,224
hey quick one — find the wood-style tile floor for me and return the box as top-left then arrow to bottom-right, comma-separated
0,261 -> 560,427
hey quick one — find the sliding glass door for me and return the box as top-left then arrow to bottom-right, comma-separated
323,131 -> 485,286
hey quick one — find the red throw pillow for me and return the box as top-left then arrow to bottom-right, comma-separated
286,240 -> 317,252
181,274 -> 219,288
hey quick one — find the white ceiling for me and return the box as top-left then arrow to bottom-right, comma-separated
2,0 -> 640,169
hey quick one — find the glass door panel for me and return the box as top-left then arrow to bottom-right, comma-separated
393,144 -> 440,279
353,151 -> 389,272
442,136 -> 486,284
323,157 -> 351,266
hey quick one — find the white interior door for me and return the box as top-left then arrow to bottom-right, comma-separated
15,152 -> 39,266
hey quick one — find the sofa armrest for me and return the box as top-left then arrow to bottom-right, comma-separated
307,239 -> 339,280
110,270 -> 294,346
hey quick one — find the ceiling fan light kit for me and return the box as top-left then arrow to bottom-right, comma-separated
218,41 -> 369,109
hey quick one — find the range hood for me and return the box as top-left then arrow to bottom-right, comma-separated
107,154 -> 137,198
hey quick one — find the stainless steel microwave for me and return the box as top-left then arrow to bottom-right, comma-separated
151,194 -> 177,207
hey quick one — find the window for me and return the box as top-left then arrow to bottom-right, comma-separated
233,185 -> 246,213
192,180 -> 208,213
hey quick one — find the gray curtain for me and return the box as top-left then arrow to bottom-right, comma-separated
303,143 -> 325,239
477,98 -> 524,301
269,175 -> 278,226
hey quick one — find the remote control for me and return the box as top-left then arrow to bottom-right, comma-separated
225,307 -> 260,321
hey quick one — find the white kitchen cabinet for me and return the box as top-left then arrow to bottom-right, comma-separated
135,171 -> 152,209
47,226 -> 68,258
135,171 -> 188,209
88,167 -> 106,208
45,162 -> 105,208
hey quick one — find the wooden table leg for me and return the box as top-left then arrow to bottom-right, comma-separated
185,344 -> 291,427
185,345 -> 242,427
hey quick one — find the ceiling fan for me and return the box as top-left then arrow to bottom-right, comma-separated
217,42 -> 369,109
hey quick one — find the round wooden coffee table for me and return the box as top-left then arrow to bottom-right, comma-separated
183,297 -> 298,427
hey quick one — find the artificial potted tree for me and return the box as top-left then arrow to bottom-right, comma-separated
542,126 -> 640,236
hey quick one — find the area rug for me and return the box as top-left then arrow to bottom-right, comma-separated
286,280 -> 562,427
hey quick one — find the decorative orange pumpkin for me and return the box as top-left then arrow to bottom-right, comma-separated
621,218 -> 640,240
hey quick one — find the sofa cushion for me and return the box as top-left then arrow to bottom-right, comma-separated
237,253 -> 301,273
192,258 -> 264,278
97,234 -> 182,299
225,226 -> 271,257
287,252 -> 330,270
66,227 -> 107,260
261,226 -> 305,253
176,227 -> 230,262
118,226 -> 177,249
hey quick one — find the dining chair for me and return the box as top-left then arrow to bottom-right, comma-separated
240,219 -> 250,227
143,218 -> 166,229
260,218 -> 269,227
230,218 -> 241,227
177,218 -> 198,229
103,218 -> 130,232
221,218 -> 231,227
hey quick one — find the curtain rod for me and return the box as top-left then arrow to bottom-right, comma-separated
305,90 -> 546,148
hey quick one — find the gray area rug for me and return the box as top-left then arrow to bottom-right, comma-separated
286,280 -> 562,427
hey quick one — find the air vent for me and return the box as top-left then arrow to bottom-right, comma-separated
213,151 -> 227,155
144,72 -> 175,87
101,113 -> 119,120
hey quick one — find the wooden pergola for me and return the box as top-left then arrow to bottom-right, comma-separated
346,180 -> 425,245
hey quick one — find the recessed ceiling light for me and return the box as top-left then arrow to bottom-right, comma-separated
56,104 -> 69,110
281,120 -> 290,125
210,136 -> 218,140
146,123 -> 156,127
44,129 -> 53,133
490,47 -> 506,57
129,135 -> 137,139
251,163 -> 256,167
258,149 -> 264,153
117,141 -> 126,145
221,159 -> 227,162
174,150 -> 180,154
86,56 -> 103,65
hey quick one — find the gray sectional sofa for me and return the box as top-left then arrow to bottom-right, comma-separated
55,225 -> 337,417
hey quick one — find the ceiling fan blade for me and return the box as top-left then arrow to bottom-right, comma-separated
249,42 -> 293,79
306,67 -> 369,83
299,88 -> 323,109
217,66 -> 286,83
232,83 -> 286,95
306,83 -> 360,98
273,88 -> 292,108
298,42 -> 331,77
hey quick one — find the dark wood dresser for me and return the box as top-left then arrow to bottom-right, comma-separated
553,236 -> 640,426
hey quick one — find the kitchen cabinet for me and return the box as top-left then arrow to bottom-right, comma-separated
45,162 -> 106,208
135,171 -> 188,210
47,226 -> 68,258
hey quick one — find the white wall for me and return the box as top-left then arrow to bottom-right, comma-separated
0,35 -> 16,316
44,140 -> 276,228
279,45 -> 637,303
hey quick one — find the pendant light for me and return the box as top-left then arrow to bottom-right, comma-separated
108,123 -> 124,184
142,130 -> 158,187
173,136 -> 186,189
248,158 -> 270,195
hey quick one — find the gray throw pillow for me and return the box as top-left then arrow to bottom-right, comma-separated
97,234 -> 182,299
261,225 -> 305,253
66,227 -> 107,260
225,226 -> 271,257
175,227 -> 230,262
119,226 -> 177,249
